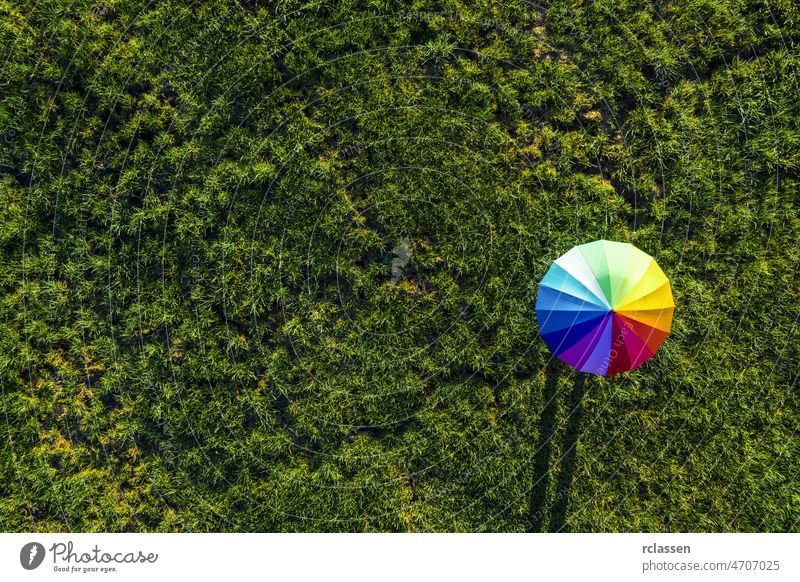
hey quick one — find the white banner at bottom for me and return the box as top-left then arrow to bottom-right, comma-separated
1,533 -> 797,581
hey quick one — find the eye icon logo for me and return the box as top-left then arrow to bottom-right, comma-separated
20,542 -> 46,570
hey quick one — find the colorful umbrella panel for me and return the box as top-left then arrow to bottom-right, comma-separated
535,240 -> 674,376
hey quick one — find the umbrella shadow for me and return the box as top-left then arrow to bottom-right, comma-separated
527,362 -> 589,532
549,373 -> 588,532
527,359 -> 560,532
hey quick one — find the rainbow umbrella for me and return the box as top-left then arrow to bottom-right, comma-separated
535,240 -> 674,376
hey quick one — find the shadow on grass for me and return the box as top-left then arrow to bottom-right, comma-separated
527,362 -> 589,532
527,359 -> 559,532
550,373 -> 588,532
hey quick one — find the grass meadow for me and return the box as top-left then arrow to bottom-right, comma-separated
0,0 -> 798,531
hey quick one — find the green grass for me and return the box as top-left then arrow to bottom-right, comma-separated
0,0 -> 798,532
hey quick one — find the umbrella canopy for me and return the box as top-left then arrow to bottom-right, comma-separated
535,240 -> 674,376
